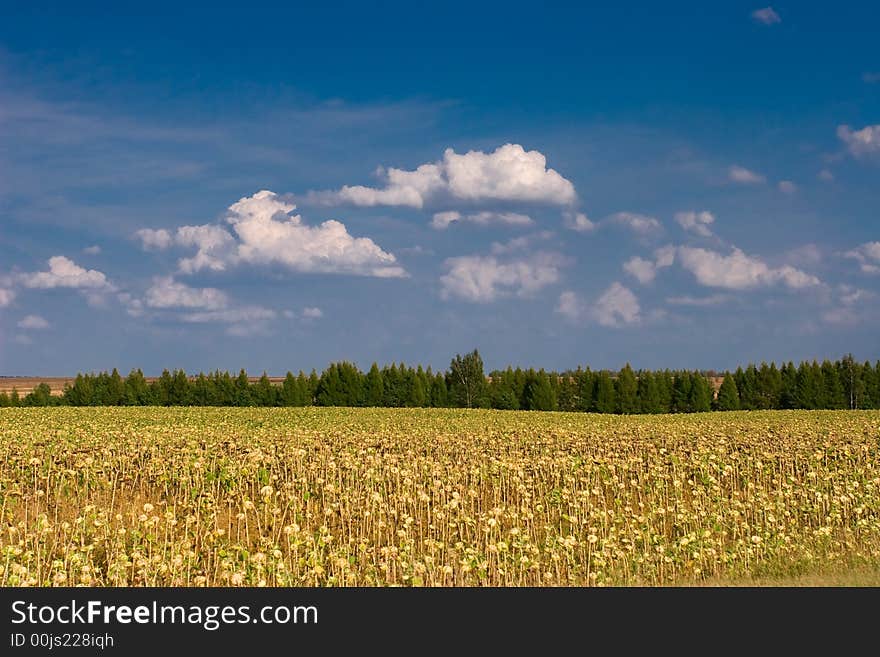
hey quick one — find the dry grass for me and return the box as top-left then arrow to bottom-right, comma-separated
1,407 -> 878,586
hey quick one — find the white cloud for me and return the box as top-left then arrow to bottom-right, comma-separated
778,180 -> 797,194
837,124 -> 880,157
784,243 -> 823,267
674,210 -> 715,237
135,228 -> 174,250
607,212 -> 662,235
822,286 -> 874,326
17,314 -> 50,330
864,72 -> 880,84
818,169 -> 834,182
623,256 -> 659,284
666,294 -> 728,307
117,292 -> 144,317
136,224 -> 237,273
145,276 -> 229,310
431,210 -> 533,230
136,191 -> 406,278
845,242 -> 880,274
332,163 -> 444,208
316,144 -> 576,208
595,283 -> 641,327
728,165 -> 766,184
622,245 -> 676,285
83,245 -> 101,255
563,211 -> 596,233
751,7 -> 781,24
20,256 -> 112,290
556,283 -> 641,327
654,245 -> 677,268
0,288 -> 14,307
302,306 -> 323,319
490,232 -> 553,255
181,306 -> 277,324
677,246 -> 820,290
440,252 -> 566,303
175,224 -> 237,274
225,191 -> 406,277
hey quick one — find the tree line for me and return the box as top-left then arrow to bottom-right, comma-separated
1,351 -> 878,413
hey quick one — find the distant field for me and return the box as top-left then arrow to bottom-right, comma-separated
1,407 -> 878,586
0,376 -> 289,396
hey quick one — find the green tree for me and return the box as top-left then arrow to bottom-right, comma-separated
364,363 -> 385,406
637,370 -> 663,414
672,372 -> 692,413
616,364 -> 638,414
430,372 -> 448,407
820,360 -> 845,409
234,369 -> 253,407
254,372 -> 278,406
593,371 -> 616,413
716,373 -> 740,411
123,369 -> 151,405
522,369 -> 556,411
448,349 -> 488,408
688,374 -> 712,412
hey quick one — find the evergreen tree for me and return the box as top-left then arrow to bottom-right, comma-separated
490,368 -> 519,410
672,372 -> 692,413
637,370 -> 662,414
795,361 -> 820,409
522,369 -> 556,411
716,373 -> 740,411
430,373 -> 448,407
409,368 -> 427,407
234,369 -> 252,407
688,374 -> 712,412
575,368 -> 594,412
616,364 -> 638,414
779,362 -> 798,409
254,372 -> 278,406
820,360 -> 845,409
364,363 -> 384,406
593,371 -> 616,413
123,369 -> 151,405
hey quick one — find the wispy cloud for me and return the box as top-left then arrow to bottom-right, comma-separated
728,165 -> 766,184
751,7 -> 781,25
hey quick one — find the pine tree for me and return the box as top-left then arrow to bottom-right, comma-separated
490,368 -> 519,410
254,372 -> 277,406
779,362 -> 798,409
637,370 -> 662,414
688,374 -> 712,412
716,373 -> 740,411
364,363 -> 384,407
616,364 -> 638,414
672,372 -> 692,413
795,362 -> 820,409
820,360 -> 845,409
576,368 -> 594,412
430,373 -> 448,407
593,371 -> 616,413
234,369 -> 252,407
522,369 -> 556,411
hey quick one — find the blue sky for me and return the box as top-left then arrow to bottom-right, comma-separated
1,1 -> 878,375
